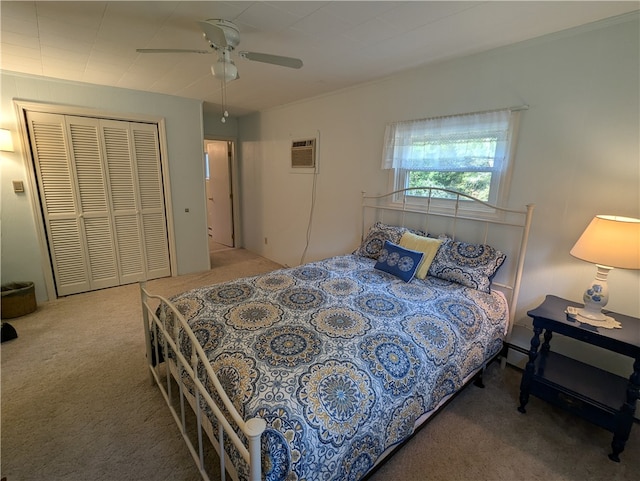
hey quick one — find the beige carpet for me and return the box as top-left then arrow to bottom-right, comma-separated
1,248 -> 638,481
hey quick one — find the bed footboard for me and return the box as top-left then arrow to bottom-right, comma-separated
140,282 -> 266,481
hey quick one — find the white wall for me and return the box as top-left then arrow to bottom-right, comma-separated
1,72 -> 211,301
238,15 -> 639,375
204,110 -> 238,139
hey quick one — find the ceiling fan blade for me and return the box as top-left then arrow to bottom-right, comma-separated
239,51 -> 303,69
136,48 -> 212,54
198,21 -> 227,48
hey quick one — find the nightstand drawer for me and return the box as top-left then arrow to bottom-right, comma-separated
529,381 -> 618,432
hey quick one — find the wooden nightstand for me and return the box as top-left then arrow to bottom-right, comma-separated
518,295 -> 640,462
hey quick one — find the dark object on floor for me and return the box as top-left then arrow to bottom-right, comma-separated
1,281 -> 37,318
1,322 -> 18,342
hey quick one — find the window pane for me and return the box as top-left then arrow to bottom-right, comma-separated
410,136 -> 498,171
408,171 -> 492,201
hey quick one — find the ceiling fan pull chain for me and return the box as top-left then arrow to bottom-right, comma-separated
221,57 -> 229,123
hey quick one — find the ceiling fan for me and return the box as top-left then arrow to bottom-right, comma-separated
136,19 -> 304,82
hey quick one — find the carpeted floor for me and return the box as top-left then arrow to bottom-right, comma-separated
1,248 -> 638,480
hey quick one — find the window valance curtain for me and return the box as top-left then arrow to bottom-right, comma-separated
381,109 -> 512,171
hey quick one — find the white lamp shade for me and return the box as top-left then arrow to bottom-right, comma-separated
211,60 -> 238,81
570,215 -> 640,269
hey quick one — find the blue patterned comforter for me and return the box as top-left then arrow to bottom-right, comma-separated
162,254 -> 509,481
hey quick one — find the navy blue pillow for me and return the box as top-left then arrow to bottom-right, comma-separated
374,241 -> 424,282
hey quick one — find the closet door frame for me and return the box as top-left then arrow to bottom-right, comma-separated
15,100 -> 177,300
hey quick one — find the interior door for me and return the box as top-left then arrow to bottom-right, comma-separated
206,140 -> 234,247
100,120 -> 145,284
27,111 -> 170,297
131,123 -> 171,280
27,112 -> 120,296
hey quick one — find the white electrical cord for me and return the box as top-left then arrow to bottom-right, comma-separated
299,166 -> 318,265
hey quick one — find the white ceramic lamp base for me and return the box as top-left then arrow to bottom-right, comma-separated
571,265 -> 621,329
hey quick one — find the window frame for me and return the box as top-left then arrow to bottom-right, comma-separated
385,108 -> 523,216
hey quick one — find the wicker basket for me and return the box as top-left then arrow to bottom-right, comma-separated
1,282 -> 37,319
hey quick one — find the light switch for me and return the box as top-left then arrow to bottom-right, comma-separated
12,181 -> 24,193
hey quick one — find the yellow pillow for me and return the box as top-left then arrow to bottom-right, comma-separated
399,232 -> 443,279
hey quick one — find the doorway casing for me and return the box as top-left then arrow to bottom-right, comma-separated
204,137 -> 240,263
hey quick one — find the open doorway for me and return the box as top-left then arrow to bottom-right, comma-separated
204,139 -> 235,260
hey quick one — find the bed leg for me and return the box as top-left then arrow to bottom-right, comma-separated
473,366 -> 486,389
499,343 -> 509,369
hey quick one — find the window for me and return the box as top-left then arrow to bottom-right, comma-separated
382,109 -> 521,208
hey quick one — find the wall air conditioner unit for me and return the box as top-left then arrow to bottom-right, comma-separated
291,139 -> 316,169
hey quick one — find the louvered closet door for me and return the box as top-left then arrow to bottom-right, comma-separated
27,112 -> 90,295
27,112 -> 120,295
100,120 -> 170,282
131,123 -> 171,279
100,120 -> 145,284
67,116 -> 120,290
28,112 -> 171,296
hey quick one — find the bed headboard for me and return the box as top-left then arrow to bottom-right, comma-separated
361,187 -> 534,339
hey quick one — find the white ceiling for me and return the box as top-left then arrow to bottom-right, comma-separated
2,1 -> 638,117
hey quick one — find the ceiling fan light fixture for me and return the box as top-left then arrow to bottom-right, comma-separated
211,59 -> 238,81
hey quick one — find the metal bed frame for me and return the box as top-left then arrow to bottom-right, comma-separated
140,284 -> 265,481
140,186 -> 535,481
361,187 -> 535,339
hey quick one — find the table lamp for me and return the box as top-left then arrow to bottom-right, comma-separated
569,215 -> 640,326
